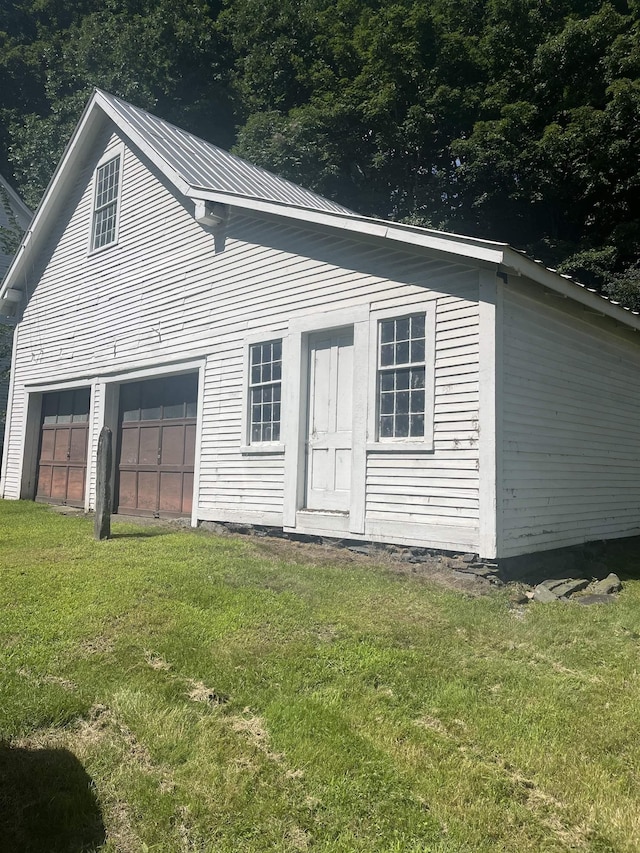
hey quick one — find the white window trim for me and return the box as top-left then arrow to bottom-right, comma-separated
367,302 -> 436,452
88,142 -> 124,255
241,330 -> 287,454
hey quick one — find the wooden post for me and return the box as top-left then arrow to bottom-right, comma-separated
94,426 -> 113,540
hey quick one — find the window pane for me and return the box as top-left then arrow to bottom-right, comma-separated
381,343 -> 394,366
380,392 -> 394,414
396,391 -> 409,414
410,368 -> 425,389
396,317 -> 410,341
411,314 -> 425,337
410,414 -> 425,436
411,389 -> 425,413
395,414 -> 409,436
380,415 -> 394,437
380,320 -> 395,344
380,372 -> 394,392
396,369 -> 410,390
410,338 -> 425,363
395,341 -> 410,364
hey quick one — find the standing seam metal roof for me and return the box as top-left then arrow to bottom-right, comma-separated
100,92 -> 355,216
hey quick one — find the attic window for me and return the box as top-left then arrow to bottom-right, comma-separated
91,154 -> 121,250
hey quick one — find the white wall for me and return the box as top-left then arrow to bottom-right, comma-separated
500,280 -> 640,557
2,122 -> 482,552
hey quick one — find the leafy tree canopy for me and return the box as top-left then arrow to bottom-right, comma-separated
0,0 -> 638,295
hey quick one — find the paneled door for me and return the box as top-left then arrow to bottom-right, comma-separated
36,388 -> 90,507
305,328 -> 353,512
116,374 -> 197,517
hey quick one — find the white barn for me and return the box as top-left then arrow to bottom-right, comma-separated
2,90 -> 640,560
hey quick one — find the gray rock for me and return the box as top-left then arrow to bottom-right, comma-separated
199,521 -> 228,535
590,573 -> 621,595
347,545 -> 372,556
533,585 -> 561,603
575,594 -> 617,606
461,553 -> 477,563
549,578 -> 590,598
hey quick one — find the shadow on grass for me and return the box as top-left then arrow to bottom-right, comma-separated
109,529 -> 170,539
0,743 -> 105,852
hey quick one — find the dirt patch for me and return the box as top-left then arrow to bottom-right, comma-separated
186,679 -> 228,706
248,535 -> 499,597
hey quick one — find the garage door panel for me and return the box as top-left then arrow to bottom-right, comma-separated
67,468 -> 86,503
36,390 -> 89,507
69,426 -> 88,462
136,472 -> 159,510
39,430 -> 55,463
116,375 -> 198,517
182,473 -> 194,515
120,428 -> 139,465
160,425 -> 185,465
185,424 -> 196,462
53,428 -> 70,462
51,467 -> 68,500
37,466 -> 52,498
139,426 -> 160,465
118,471 -> 138,511
159,472 -> 184,513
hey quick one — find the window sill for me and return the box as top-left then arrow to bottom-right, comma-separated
88,239 -> 119,258
240,444 -> 285,455
366,441 -> 434,453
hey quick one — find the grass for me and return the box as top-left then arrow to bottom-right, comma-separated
1,502 -> 640,852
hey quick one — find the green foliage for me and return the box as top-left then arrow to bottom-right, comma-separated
0,0 -> 639,294
0,0 -> 235,208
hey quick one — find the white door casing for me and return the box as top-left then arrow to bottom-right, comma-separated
305,328 -> 354,511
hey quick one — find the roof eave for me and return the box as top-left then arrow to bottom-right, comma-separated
501,247 -> 640,333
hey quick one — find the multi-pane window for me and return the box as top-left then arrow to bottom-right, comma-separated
378,314 -> 426,439
91,156 -> 121,250
249,340 -> 282,443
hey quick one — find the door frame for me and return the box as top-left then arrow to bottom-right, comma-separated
102,359 -> 206,526
283,305 -> 370,536
18,380 -> 97,509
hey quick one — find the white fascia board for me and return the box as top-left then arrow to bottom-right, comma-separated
501,248 -> 640,333
186,186 -> 507,265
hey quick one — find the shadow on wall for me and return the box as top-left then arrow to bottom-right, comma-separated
0,743 -> 106,852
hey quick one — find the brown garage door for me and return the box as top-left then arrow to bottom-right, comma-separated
116,374 -> 198,517
36,388 -> 90,507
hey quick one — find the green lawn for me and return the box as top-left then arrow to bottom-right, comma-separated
1,501 -> 640,852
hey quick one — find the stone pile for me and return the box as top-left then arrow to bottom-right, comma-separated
531,572 -> 621,605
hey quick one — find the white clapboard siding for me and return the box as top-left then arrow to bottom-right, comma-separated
500,282 -> 640,557
364,292 -> 480,543
4,127 -> 482,552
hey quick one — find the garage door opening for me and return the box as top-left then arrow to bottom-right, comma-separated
36,388 -> 90,507
115,373 -> 197,517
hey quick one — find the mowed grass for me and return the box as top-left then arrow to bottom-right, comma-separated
2,502 -> 640,851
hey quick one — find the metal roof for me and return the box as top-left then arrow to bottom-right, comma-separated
97,90 -> 354,216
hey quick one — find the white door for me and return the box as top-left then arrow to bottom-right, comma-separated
305,328 -> 354,511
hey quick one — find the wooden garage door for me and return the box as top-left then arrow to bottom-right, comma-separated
36,388 -> 90,507
116,374 -> 198,517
